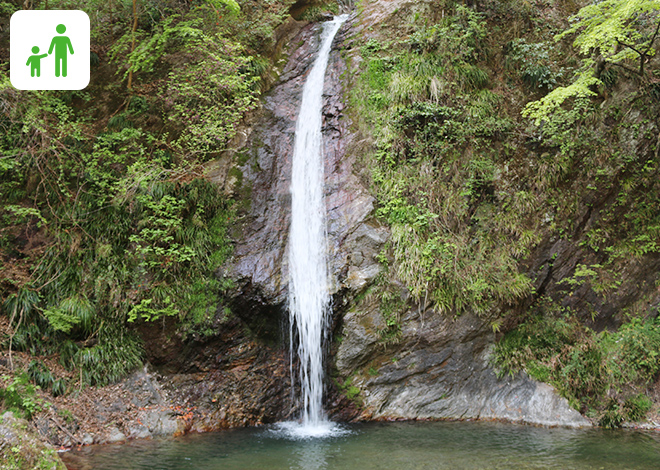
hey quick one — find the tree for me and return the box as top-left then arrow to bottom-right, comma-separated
125,0 -> 239,90
524,0 -> 660,123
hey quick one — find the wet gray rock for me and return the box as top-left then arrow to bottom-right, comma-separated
126,424 -> 152,440
337,301 -> 590,427
104,426 -> 126,444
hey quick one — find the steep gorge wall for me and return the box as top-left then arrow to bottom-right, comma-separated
227,16 -> 386,349
329,0 -> 660,427
135,0 -> 658,432
331,3 -> 588,427
224,1 -> 589,427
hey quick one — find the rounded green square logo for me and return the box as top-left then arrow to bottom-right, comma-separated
10,10 -> 90,90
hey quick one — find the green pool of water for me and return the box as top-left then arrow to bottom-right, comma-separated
61,420 -> 660,470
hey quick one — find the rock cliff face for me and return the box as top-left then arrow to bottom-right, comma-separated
224,4 -> 589,428
228,18 -> 386,342
336,300 -> 589,427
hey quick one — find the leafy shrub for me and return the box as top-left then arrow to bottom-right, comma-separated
556,342 -> 606,408
107,113 -> 134,131
27,361 -> 55,391
163,35 -> 259,157
67,328 -> 143,387
607,317 -> 660,383
505,38 -> 562,90
597,395 -> 651,429
51,379 -> 68,398
599,399 -> 624,429
494,313 -> 660,422
493,312 -> 578,376
623,394 -> 653,421
0,374 -> 41,420
408,5 -> 486,64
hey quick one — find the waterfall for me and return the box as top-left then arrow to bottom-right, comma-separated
288,15 -> 348,432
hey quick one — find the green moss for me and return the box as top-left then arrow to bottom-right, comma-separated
334,374 -> 363,405
228,166 -> 244,189
0,413 -> 67,470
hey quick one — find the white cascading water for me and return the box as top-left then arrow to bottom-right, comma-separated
287,15 -> 348,435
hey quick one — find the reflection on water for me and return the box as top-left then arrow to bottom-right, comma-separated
292,439 -> 329,470
61,421 -> 660,470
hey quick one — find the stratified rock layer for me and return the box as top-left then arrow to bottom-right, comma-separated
336,304 -> 589,427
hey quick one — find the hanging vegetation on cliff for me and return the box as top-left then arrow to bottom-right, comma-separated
348,0 -> 660,425
0,0 -> 295,388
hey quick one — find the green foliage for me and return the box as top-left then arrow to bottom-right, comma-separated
61,327 -> 144,387
0,374 -> 42,420
523,73 -> 599,124
377,281 -> 404,345
494,310 -> 660,424
128,298 -> 178,323
0,1 -> 18,16
298,2 -> 339,22
42,296 -> 94,334
2,205 -> 47,228
523,0 -> 660,123
27,361 -> 55,391
0,0 -> 251,389
352,7 -> 534,317
408,5 -> 487,63
599,394 -> 654,428
599,399 -> 625,429
163,36 -> 259,156
207,0 -> 240,15
623,393 -> 653,421
24,360 -> 68,397
110,16 -> 204,80
557,342 -> 607,406
505,38 -> 563,90
559,0 -> 660,71
129,194 -> 196,270
335,375 -> 362,403
603,316 -> 660,383
493,309 -> 579,376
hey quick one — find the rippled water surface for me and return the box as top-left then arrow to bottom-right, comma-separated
61,421 -> 660,470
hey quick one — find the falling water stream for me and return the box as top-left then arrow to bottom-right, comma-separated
286,15 -> 348,437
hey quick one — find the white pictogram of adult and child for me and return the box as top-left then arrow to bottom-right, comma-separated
26,23 -> 74,78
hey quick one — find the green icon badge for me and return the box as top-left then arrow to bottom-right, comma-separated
11,10 -> 90,90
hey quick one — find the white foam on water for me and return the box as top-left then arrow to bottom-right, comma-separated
268,421 -> 352,440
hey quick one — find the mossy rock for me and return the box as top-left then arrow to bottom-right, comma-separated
0,412 -> 67,470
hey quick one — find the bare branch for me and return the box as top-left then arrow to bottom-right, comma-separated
642,17 -> 660,57
616,38 -> 646,58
